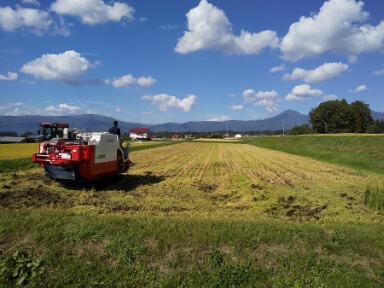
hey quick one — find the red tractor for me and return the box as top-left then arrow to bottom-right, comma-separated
32,122 -> 133,181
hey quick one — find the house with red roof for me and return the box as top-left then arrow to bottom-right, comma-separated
130,128 -> 150,140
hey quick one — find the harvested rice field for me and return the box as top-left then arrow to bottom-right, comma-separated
1,141 -> 382,223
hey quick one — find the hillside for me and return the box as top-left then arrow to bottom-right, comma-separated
0,110 -> 309,135
0,114 -> 150,136
1,109 -> 383,136
371,110 -> 384,120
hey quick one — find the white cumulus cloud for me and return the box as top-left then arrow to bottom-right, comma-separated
242,89 -> 255,99
175,0 -> 278,55
51,0 -> 134,25
46,103 -> 81,113
0,5 -> 52,35
112,74 -> 135,87
142,94 -> 196,112
258,100 -> 279,113
242,89 -> 280,113
270,64 -> 285,73
0,72 -> 18,81
0,102 -> 88,116
112,74 -> 156,88
323,95 -> 338,101
243,89 -> 280,103
285,84 -> 323,101
136,76 -> 157,87
350,84 -> 367,93
280,0 -> 384,61
207,115 -> 231,121
283,62 -> 349,83
20,50 -> 99,85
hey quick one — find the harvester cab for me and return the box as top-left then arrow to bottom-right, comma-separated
38,122 -> 78,141
32,123 -> 133,181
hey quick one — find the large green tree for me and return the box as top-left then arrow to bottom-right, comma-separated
309,99 -> 351,133
370,119 -> 384,133
289,124 -> 313,135
349,100 -> 373,133
309,99 -> 372,133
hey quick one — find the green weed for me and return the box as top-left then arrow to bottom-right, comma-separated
365,184 -> 384,212
0,251 -> 44,286
208,248 -> 225,268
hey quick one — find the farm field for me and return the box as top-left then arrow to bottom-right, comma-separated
1,140 -> 384,287
0,143 -> 38,159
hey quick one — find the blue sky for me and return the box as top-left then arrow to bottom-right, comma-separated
1,0 -> 383,124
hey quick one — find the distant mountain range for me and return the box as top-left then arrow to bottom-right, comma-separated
371,111 -> 384,120
1,109 -> 383,136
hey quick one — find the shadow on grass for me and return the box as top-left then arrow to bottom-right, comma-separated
0,172 -> 166,211
58,171 -> 165,192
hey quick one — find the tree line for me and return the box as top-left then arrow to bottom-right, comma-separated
291,99 -> 383,135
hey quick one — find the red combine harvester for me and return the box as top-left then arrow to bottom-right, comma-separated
32,122 -> 133,181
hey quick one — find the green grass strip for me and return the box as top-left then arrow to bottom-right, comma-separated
1,210 -> 383,287
0,158 -> 39,173
243,135 -> 384,175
